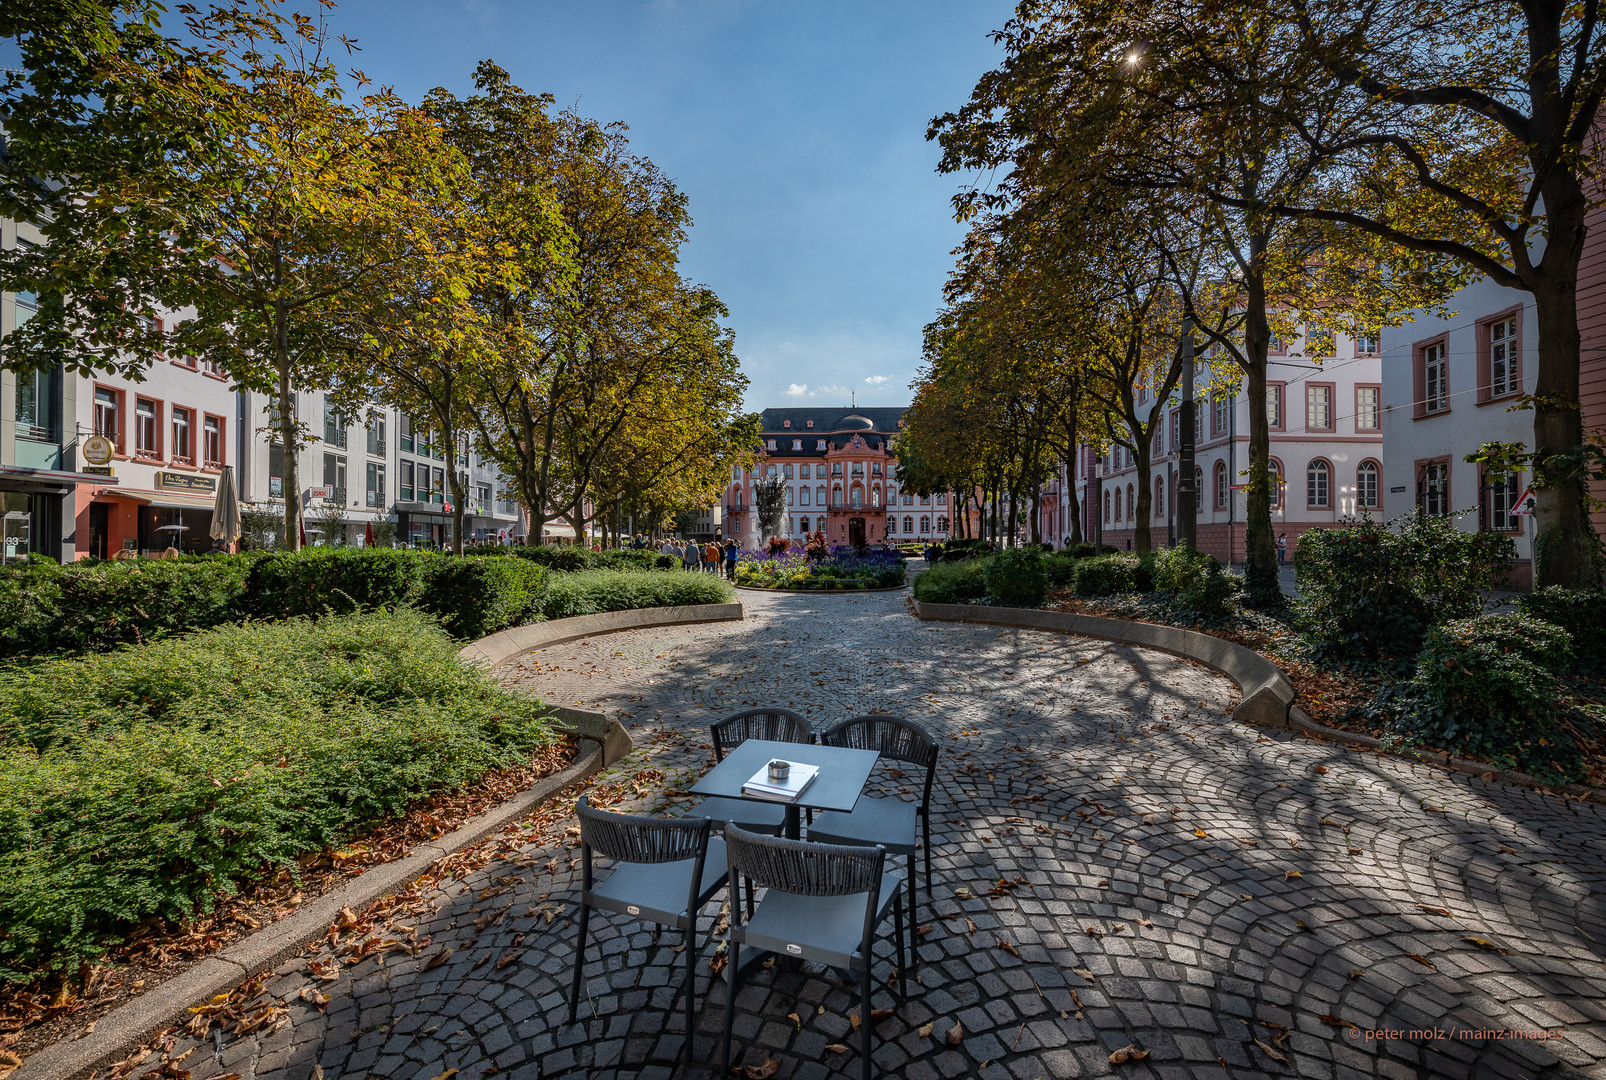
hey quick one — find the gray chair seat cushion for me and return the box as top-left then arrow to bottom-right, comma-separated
686,796 -> 786,833
735,872 -> 903,971
588,837 -> 729,928
807,799 -> 916,854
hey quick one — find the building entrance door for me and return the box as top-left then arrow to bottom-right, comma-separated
848,516 -> 865,548
89,502 -> 109,559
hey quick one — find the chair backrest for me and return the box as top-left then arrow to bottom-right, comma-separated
821,715 -> 938,803
724,825 -> 884,898
710,707 -> 813,761
576,795 -> 711,865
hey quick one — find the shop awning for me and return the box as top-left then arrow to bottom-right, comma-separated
0,464 -> 121,488
100,487 -> 219,510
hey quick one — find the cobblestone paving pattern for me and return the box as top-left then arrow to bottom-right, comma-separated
151,589 -> 1606,1080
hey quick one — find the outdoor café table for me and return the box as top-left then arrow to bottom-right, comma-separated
689,739 -> 880,840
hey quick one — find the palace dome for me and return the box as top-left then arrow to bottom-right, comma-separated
839,414 -> 875,430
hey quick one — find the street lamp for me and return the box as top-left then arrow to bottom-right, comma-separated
1176,316 -> 1198,550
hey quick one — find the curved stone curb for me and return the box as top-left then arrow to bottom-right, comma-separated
458,602 -> 745,675
913,600 -> 1605,806
912,600 -> 1293,727
734,582 -> 908,594
17,741 -> 606,1080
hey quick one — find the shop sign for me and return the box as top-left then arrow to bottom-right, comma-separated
83,465 -> 114,477
157,472 -> 216,493
82,435 -> 115,465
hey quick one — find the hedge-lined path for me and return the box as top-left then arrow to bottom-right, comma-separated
133,590 -> 1606,1080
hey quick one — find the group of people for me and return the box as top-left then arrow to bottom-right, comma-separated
649,535 -> 740,579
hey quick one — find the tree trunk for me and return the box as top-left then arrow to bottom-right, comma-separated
1067,470 -> 1083,545
445,434 -> 466,556
1530,249 -> 1603,587
1006,485 -> 1019,547
1133,435 -> 1152,554
1241,263 -> 1278,604
275,313 -> 299,553
1029,486 -> 1041,545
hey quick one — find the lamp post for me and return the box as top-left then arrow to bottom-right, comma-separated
1176,317 -> 1197,550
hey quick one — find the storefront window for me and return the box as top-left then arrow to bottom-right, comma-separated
366,462 -> 385,508
1,492 -> 31,564
268,442 -> 285,498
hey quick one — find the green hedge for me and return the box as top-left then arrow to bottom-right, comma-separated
0,610 -> 553,978
540,569 -> 733,620
1518,586 -> 1606,674
0,556 -> 254,660
245,548 -> 435,619
1151,547 -> 1238,617
982,546 -> 1049,607
422,556 -> 547,639
912,558 -> 988,605
1389,613 -> 1572,757
1071,553 -> 1155,596
1294,513 -> 1515,663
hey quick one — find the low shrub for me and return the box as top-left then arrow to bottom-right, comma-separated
1044,551 -> 1080,587
0,557 -> 254,659
1072,553 -> 1154,596
588,548 -> 670,572
1067,543 -> 1097,559
245,548 -> 434,619
467,544 -> 589,572
1152,546 -> 1237,618
0,609 -> 554,977
420,556 -> 547,639
540,569 -> 732,620
1518,587 -> 1606,674
1388,613 -> 1572,757
1295,512 -> 1515,664
982,546 -> 1049,608
912,558 -> 988,605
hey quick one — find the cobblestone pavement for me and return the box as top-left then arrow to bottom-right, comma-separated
152,590 -> 1606,1080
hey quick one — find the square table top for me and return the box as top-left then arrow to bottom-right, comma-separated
690,739 -> 880,816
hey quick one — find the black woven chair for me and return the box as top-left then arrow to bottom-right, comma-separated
805,716 -> 938,934
685,707 -> 815,836
567,796 -> 730,1054
719,826 -> 907,1080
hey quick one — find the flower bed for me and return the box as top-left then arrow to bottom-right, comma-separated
734,547 -> 906,590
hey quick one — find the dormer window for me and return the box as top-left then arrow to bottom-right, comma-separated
766,439 -> 776,450
816,439 -> 826,450
783,420 -> 791,428
806,420 -> 814,428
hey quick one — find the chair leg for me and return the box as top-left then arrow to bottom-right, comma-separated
907,861 -> 918,969
894,891 -> 907,1001
744,875 -> 755,919
683,924 -> 696,1060
859,960 -> 873,1080
721,941 -> 740,1077
923,816 -> 932,897
567,903 -> 590,1024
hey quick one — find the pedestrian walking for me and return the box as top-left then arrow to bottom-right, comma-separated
1277,533 -> 1288,566
683,540 -> 700,572
660,537 -> 676,559
724,539 -> 739,580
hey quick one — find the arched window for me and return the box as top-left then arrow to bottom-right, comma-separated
904,515 -> 914,533
832,483 -> 842,507
1103,490 -> 1111,523
786,486 -> 794,506
816,485 -> 826,505
937,515 -> 949,533
1126,484 -> 1134,521
1194,467 -> 1203,516
1215,460 -> 1228,508
1114,487 -> 1123,520
850,484 -> 864,509
1269,458 -> 1285,509
872,484 -> 882,507
1154,476 -> 1164,518
1357,460 -> 1380,510
799,516 -> 810,533
1307,458 -> 1331,508
886,484 -> 897,503
920,515 -> 931,533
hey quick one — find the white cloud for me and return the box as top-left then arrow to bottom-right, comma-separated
809,383 -> 850,400
785,383 -> 809,397
864,375 -> 890,386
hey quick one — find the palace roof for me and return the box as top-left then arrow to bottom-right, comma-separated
757,407 -> 906,435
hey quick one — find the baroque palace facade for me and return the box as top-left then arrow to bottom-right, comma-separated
724,407 -> 954,548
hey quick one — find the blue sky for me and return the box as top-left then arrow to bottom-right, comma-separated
331,0 -> 1015,410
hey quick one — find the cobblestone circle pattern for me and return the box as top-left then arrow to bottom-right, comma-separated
149,588 -> 1606,1080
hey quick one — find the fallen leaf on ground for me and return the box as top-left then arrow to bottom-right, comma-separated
1254,1039 -> 1288,1063
426,1072 -> 458,1080
1462,937 -> 1509,954
946,1021 -> 964,1045
742,1057 -> 780,1078
824,1044 -> 849,1054
1109,1044 -> 1150,1064
1284,871 -> 1302,881
1318,1015 -> 1357,1030
1417,904 -> 1454,918
1071,967 -> 1096,981
1405,953 -> 1437,970
422,948 -> 452,971
918,1022 -> 935,1037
